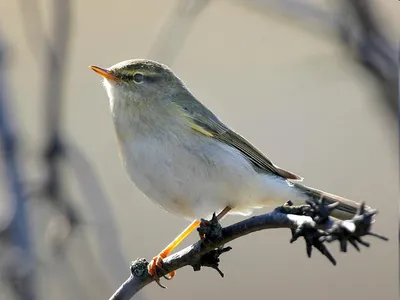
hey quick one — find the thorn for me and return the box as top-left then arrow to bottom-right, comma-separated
367,232 -> 389,241
327,201 -> 340,209
290,228 -> 301,243
354,237 -> 370,247
220,246 -> 232,254
306,243 -> 312,258
340,238 -> 347,252
357,202 -> 366,215
328,257 -> 337,266
365,209 -> 378,218
315,243 -> 336,266
211,212 -> 217,223
213,266 -> 225,278
349,239 -> 360,252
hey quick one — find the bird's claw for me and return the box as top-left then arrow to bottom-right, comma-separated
147,254 -> 176,288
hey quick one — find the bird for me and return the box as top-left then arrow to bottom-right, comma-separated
90,59 -> 366,280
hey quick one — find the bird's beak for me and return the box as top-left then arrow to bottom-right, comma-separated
89,65 -> 120,82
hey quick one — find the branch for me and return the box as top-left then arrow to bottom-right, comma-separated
109,200 -> 388,300
0,31 -> 37,300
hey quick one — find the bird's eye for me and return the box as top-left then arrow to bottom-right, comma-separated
133,73 -> 144,83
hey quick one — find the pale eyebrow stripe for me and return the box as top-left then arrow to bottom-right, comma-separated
118,70 -> 161,82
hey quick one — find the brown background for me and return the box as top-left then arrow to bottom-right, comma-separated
0,0 -> 398,299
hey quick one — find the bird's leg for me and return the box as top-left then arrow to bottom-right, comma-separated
148,219 -> 201,279
216,206 -> 232,220
147,206 -> 232,280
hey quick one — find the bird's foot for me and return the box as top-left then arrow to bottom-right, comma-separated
147,254 -> 176,282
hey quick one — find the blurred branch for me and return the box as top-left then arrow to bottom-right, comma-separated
22,0 -> 82,253
109,201 -> 387,300
246,0 -> 335,26
397,40 -> 399,289
17,0 -> 140,295
0,34 -> 36,300
17,0 -> 48,61
67,144 -> 133,289
148,0 -> 210,65
241,0 -> 398,119
240,0 -> 338,41
38,0 -> 81,229
337,0 -> 398,117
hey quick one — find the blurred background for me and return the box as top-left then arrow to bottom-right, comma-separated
0,0 -> 398,299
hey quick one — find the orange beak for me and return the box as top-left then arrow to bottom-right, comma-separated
89,65 -> 120,82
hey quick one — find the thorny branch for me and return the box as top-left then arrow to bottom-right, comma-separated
109,200 -> 388,300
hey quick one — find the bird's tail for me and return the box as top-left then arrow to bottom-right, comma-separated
293,183 -> 370,220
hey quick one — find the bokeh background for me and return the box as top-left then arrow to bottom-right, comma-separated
0,0 -> 398,299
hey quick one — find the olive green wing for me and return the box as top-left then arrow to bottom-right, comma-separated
212,127 -> 302,180
177,100 -> 302,181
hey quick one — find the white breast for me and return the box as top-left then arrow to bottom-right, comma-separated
118,127 -> 304,220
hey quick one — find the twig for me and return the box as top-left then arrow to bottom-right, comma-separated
0,32 -> 36,300
148,0 -> 210,65
66,144 -> 134,288
109,201 -> 387,300
16,0 -> 138,294
24,0 -> 82,255
39,0 -> 81,229
336,0 -> 398,117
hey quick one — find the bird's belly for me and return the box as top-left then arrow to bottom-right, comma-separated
120,136 -> 266,220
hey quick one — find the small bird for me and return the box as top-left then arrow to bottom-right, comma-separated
90,59 -> 365,279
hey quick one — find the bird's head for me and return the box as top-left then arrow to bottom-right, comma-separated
90,59 -> 186,113
90,58 -> 197,140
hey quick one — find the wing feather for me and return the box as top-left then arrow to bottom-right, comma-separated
176,100 -> 302,181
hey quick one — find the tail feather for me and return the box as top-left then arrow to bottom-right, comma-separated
293,183 -> 370,220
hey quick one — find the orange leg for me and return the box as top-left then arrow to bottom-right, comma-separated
148,206 -> 232,280
148,220 -> 200,279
